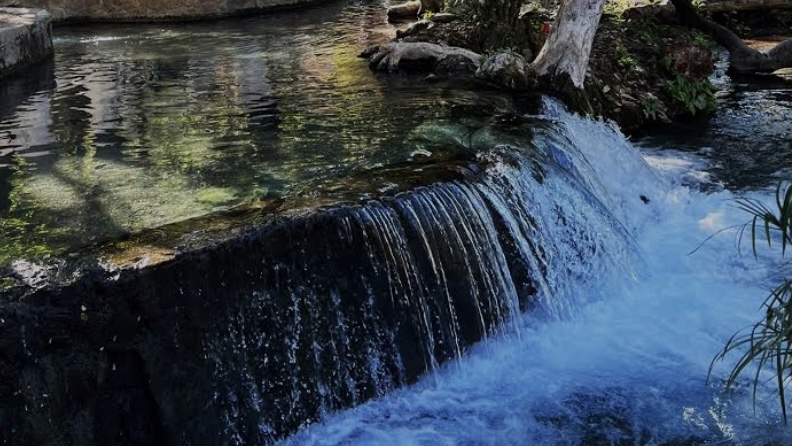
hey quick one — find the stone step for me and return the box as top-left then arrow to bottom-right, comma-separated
0,7 -> 52,78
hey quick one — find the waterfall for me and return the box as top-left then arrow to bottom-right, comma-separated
3,97 -> 785,446
206,100 -> 672,443
274,102 -> 790,445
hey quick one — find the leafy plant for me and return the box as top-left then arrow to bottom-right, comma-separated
632,21 -> 663,55
639,93 -> 663,120
665,74 -> 716,116
494,46 -> 520,55
616,43 -> 638,69
421,10 -> 436,20
709,182 -> 792,422
691,0 -> 707,9
690,30 -> 717,52
603,0 -> 633,19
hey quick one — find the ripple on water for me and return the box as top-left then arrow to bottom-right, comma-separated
0,0 -> 514,264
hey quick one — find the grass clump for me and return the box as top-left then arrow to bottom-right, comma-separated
709,182 -> 792,422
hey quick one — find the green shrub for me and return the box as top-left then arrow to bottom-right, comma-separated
639,93 -> 663,121
665,74 -> 716,116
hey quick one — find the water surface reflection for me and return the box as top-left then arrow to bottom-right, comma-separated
0,1 -> 514,264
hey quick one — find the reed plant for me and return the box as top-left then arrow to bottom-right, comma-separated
709,182 -> 792,422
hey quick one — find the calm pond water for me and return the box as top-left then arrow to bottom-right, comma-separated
0,0 -> 515,265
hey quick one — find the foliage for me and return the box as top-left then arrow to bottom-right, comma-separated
632,21 -> 664,55
660,54 -> 673,71
690,30 -> 717,52
639,93 -> 663,120
615,43 -> 638,69
664,74 -> 716,116
448,0 -> 532,53
422,10 -> 436,20
713,10 -> 752,37
451,0 -> 523,33
604,0 -> 663,19
603,0 -> 633,20
709,183 -> 792,422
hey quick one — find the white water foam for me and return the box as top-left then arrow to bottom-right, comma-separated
278,105 -> 791,446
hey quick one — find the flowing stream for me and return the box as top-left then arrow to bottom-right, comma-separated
0,1 -> 790,445
273,102 -> 792,444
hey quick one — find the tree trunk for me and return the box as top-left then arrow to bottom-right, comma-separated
531,0 -> 607,88
670,0 -> 792,73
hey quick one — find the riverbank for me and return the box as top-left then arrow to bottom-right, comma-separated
376,8 -> 721,132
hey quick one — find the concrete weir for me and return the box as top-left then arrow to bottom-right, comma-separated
0,8 -> 52,77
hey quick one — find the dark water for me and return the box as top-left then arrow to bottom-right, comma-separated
636,63 -> 792,190
0,0 -> 515,265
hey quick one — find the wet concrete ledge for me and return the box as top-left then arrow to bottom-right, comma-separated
0,8 -> 52,77
0,0 -> 332,23
0,153 -> 525,445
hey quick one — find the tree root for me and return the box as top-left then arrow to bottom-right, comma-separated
670,0 -> 792,73
360,42 -> 481,74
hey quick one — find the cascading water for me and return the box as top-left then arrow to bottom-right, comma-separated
259,101 -> 790,445
199,99 -> 694,443
206,102 -> 653,443
1,3 -> 788,443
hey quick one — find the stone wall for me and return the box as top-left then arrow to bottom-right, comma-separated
0,8 -> 52,77
0,159 -> 540,445
0,0 -> 327,22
